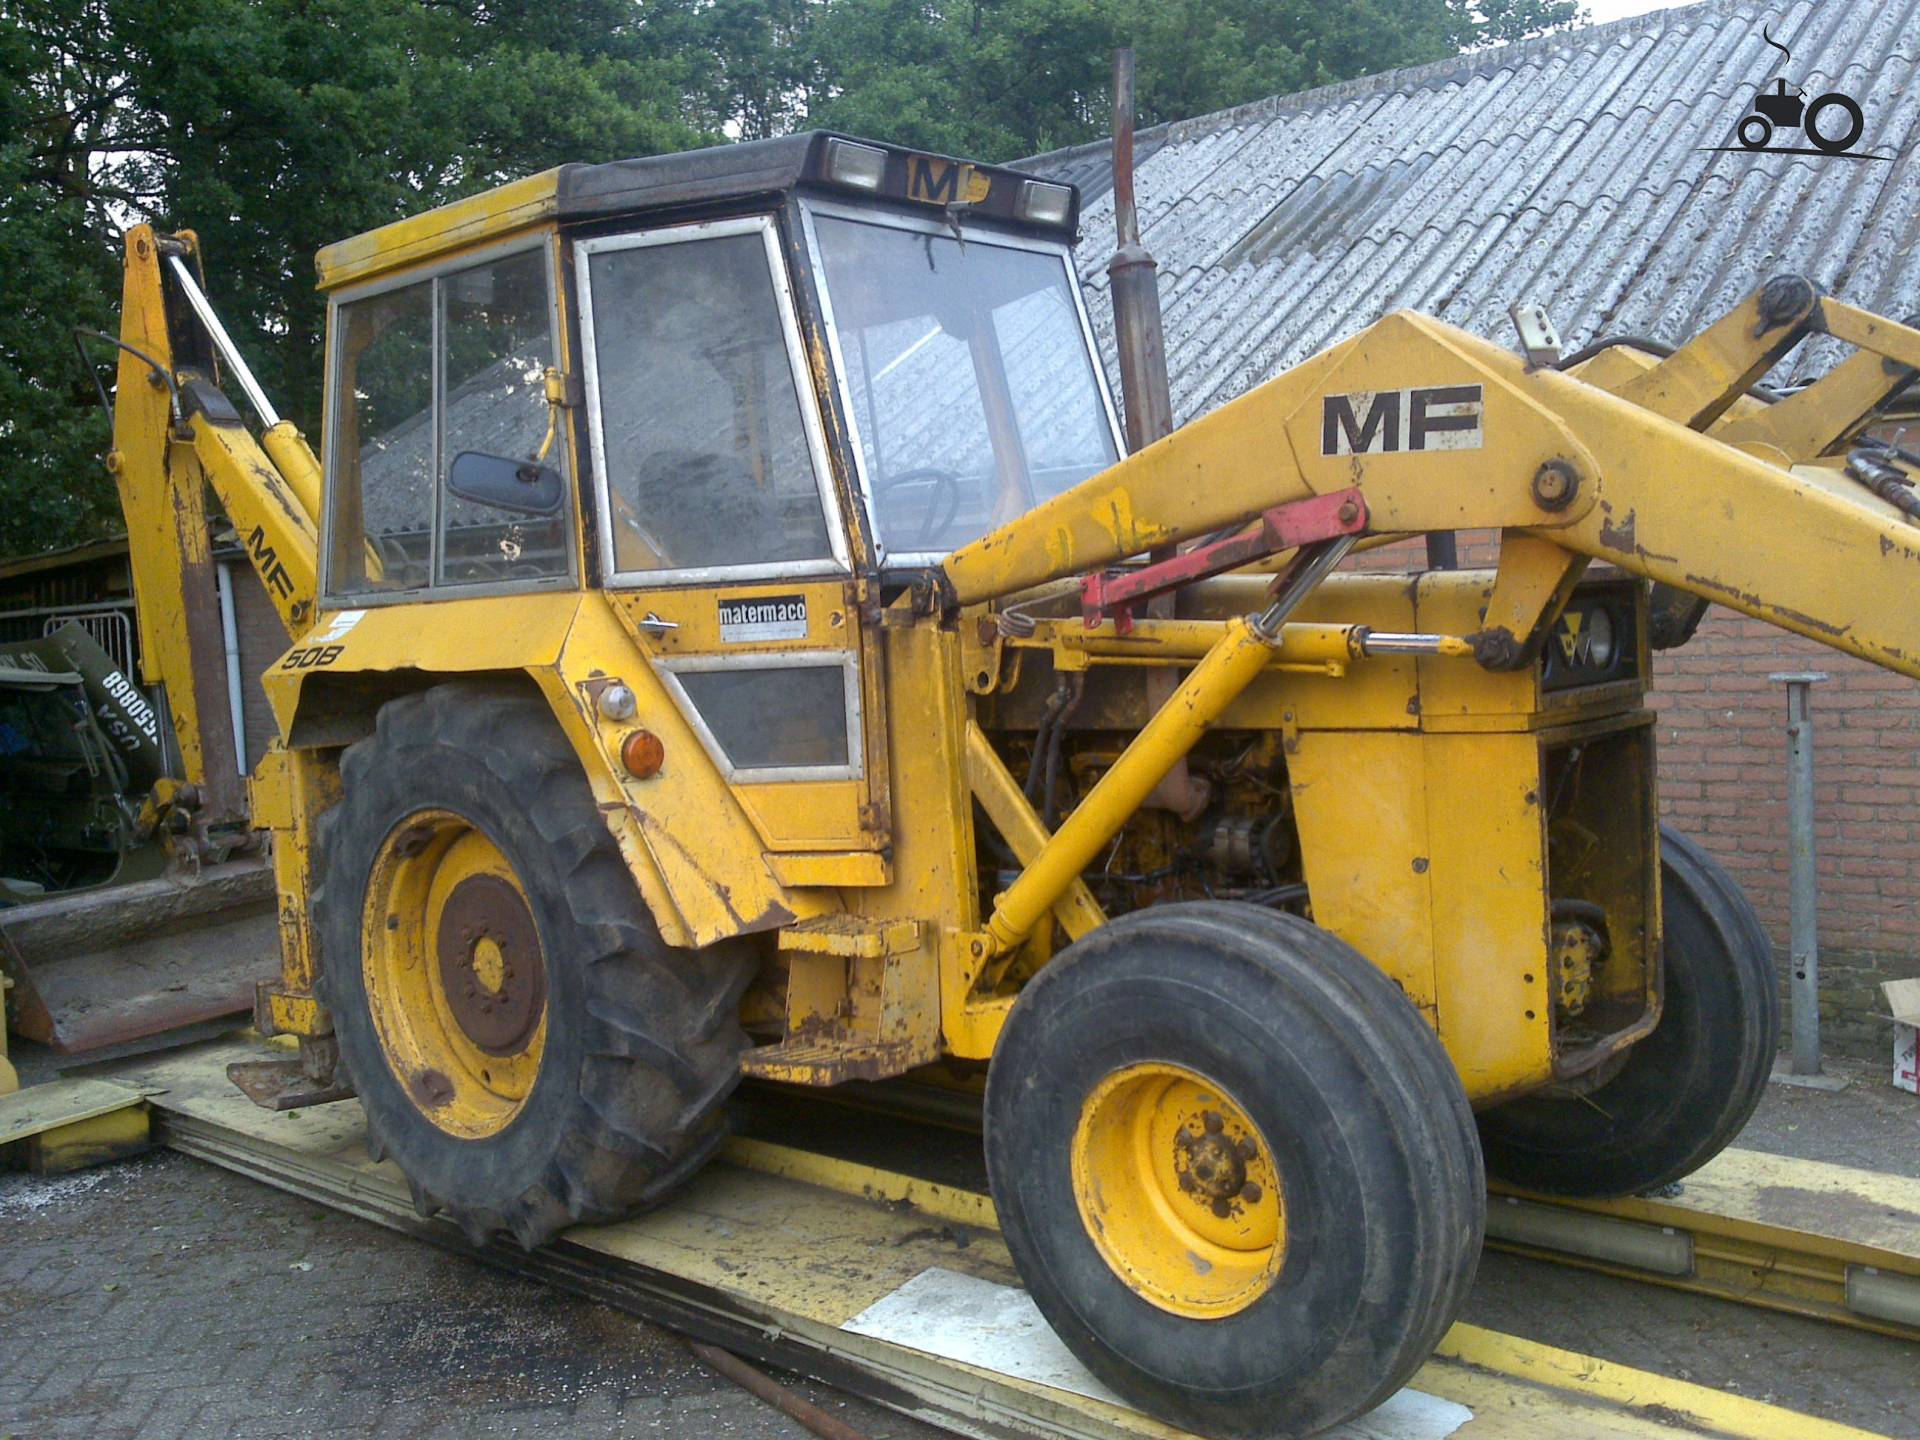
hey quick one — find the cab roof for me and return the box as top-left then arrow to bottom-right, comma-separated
315,132 -> 1080,292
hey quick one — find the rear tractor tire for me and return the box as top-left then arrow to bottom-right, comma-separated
1477,826 -> 1779,1198
314,681 -> 756,1249
985,902 -> 1484,1440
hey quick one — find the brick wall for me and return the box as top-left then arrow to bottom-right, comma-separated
1651,609 -> 1918,1058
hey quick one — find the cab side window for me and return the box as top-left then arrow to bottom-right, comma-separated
326,245 -> 572,598
581,227 -> 835,578
329,282 -> 433,593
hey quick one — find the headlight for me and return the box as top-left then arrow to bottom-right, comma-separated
1015,180 -> 1074,227
1581,607 -> 1616,668
823,139 -> 887,193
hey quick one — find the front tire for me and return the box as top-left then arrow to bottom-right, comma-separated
985,903 -> 1483,1439
1477,827 -> 1779,1197
314,681 -> 756,1248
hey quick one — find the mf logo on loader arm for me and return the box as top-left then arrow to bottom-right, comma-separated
1322,385 -> 1484,456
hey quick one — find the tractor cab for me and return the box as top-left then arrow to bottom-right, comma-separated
315,132 -> 1119,606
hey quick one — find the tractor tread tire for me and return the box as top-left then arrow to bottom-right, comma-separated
1477,826 -> 1779,1198
314,681 -> 755,1250
986,901 -> 1483,1439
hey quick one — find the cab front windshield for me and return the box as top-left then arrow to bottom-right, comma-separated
812,213 -> 1119,559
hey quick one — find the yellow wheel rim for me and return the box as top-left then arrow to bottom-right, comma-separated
362,810 -> 548,1139
1070,1062 -> 1286,1319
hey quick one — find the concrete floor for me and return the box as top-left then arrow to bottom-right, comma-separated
1742,1056 -> 1920,1179
1,1053 -> 1915,1439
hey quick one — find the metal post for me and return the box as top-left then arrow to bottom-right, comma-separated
1769,670 -> 1829,1076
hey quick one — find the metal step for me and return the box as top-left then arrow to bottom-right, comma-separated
739,1036 -> 932,1085
778,913 -> 923,959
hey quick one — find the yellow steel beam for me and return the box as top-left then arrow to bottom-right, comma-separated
108,227 -> 242,798
962,722 -> 1106,942
943,294 -> 1920,680
1669,300 -> 1920,462
1489,1147 -> 1920,1345
1432,1326 -> 1881,1440
979,615 -> 1279,954
189,412 -> 319,634
1610,280 -> 1817,428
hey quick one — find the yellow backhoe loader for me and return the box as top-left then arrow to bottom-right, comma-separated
93,131 -> 1919,1438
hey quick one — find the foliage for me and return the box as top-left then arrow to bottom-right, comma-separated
1,0 -> 700,556
0,0 -> 1578,557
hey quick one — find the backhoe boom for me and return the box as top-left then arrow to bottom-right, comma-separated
106,226 -> 321,836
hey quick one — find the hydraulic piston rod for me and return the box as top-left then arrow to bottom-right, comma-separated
164,252 -> 324,533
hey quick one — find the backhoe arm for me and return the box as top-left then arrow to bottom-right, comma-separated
944,279 -> 1920,679
105,226 -> 322,825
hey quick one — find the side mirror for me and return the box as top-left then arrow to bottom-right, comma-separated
446,450 -> 564,517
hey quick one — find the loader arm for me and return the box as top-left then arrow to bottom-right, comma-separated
944,277 -> 1920,680
106,226 -> 322,833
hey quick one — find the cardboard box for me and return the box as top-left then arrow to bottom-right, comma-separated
1886,978 -> 1920,1095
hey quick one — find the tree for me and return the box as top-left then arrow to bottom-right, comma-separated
0,0 -> 702,556
1,0 -> 1579,557
801,0 -> 1583,161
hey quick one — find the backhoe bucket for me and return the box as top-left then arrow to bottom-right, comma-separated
1,862 -> 277,1055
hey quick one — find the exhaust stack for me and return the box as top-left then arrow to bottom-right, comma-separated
1107,47 -> 1174,452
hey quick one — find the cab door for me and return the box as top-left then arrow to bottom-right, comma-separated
573,216 -> 888,878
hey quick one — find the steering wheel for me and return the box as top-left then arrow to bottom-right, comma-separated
873,467 -> 965,551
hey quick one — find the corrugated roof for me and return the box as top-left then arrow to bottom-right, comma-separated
1021,0 -> 1920,422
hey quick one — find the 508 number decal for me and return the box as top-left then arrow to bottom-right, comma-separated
280,644 -> 345,670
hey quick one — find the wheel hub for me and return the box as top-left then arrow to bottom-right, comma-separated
361,809 -> 550,1139
436,873 -> 545,1055
1070,1062 -> 1286,1319
1175,1116 -> 1261,1216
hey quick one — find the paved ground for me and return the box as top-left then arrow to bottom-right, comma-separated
1,1053 -> 1915,1439
0,1148 -> 952,1440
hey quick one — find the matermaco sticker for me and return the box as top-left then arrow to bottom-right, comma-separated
719,594 -> 808,643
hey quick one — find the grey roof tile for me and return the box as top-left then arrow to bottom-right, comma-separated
1024,0 -> 1920,419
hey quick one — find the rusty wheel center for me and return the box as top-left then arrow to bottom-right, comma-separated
436,873 -> 545,1056
1176,1114 -> 1262,1213
1070,1063 -> 1286,1318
